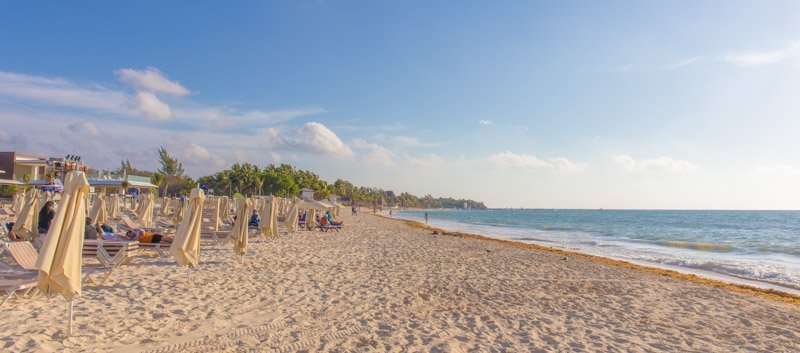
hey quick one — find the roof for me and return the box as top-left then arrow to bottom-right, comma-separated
299,188 -> 315,192
88,179 -> 156,188
0,179 -> 24,186
13,152 -> 48,166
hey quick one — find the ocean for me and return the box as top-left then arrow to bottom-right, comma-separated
390,209 -> 800,294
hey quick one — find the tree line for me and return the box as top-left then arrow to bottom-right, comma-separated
126,147 -> 487,209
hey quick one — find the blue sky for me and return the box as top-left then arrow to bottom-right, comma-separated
2,1 -> 800,209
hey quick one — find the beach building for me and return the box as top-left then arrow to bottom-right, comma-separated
300,187 -> 315,200
87,172 -> 157,194
0,151 -> 49,184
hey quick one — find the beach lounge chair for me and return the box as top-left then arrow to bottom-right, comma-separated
82,239 -> 139,269
0,241 -> 39,272
118,215 -> 168,234
0,278 -> 38,308
0,207 -> 15,221
316,222 -> 342,232
0,241 -> 109,284
138,242 -> 170,258
201,230 -> 231,246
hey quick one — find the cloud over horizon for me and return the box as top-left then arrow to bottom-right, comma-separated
613,154 -> 699,172
488,151 -> 586,173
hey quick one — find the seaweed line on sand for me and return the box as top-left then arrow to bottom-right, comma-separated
372,214 -> 800,307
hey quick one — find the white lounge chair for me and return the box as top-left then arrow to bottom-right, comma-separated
0,278 -> 38,308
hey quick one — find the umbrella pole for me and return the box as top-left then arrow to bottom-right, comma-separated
67,299 -> 74,336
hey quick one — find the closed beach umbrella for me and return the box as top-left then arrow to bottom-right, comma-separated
89,193 -> 107,225
258,196 -> 279,238
159,197 -> 171,217
172,198 -> 185,225
170,188 -> 205,268
35,171 -> 90,335
139,194 -> 155,227
284,201 -> 299,232
108,194 -> 120,219
219,196 -> 230,222
134,193 -> 144,213
230,198 -> 252,255
11,191 -> 25,213
13,188 -> 39,241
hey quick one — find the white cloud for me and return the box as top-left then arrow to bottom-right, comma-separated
479,119 -> 494,126
68,121 -> 101,136
389,135 -> 442,148
0,70 -> 127,113
488,151 -> 586,173
404,153 -> 443,168
549,156 -> 587,173
181,106 -> 326,130
130,91 -> 174,121
115,67 -> 190,96
351,138 -> 396,167
613,154 -> 698,172
166,141 -> 225,167
723,40 -> 800,67
282,122 -> 354,159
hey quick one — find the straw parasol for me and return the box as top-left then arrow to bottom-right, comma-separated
35,171 -> 90,335
170,188 -> 205,268
230,198 -> 252,255
12,188 -> 40,241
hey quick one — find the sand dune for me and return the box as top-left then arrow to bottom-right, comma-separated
1,213 -> 798,352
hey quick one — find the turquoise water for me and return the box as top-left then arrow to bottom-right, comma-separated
392,209 -> 800,293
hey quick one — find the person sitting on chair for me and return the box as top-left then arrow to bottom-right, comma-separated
84,217 -> 99,240
248,209 -> 260,228
325,211 -> 343,226
4,222 -> 19,241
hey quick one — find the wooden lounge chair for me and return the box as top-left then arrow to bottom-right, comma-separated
138,242 -> 169,258
82,239 -> 139,268
0,241 -> 39,272
316,222 -> 342,232
118,215 -> 167,234
0,278 -> 38,308
1,241 -> 109,284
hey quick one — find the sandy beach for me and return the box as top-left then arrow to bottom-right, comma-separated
1,212 -> 799,352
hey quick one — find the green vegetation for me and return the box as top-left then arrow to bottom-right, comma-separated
197,163 -> 486,209
117,148 -> 486,209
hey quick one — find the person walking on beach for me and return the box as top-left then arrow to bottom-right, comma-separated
424,211 -> 429,224
352,206 -> 357,216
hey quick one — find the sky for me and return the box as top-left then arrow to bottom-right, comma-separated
1,1 -> 800,209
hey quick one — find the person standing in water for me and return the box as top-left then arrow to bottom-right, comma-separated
424,211 -> 429,224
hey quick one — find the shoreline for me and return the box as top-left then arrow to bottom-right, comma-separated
373,213 -> 800,306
